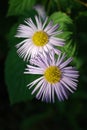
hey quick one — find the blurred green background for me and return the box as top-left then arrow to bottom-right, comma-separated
0,0 -> 87,130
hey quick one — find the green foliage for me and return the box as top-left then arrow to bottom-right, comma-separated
7,23 -> 20,48
5,48 -> 37,104
7,0 -> 36,16
49,12 -> 76,58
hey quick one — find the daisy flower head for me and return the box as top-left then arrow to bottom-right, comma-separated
24,51 -> 79,103
15,16 -> 65,61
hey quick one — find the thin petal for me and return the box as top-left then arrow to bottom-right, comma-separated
54,83 -> 63,101
16,39 -> 29,48
44,21 -> 53,32
36,79 -> 47,100
42,17 -> 48,29
56,53 -> 66,66
35,16 -> 42,30
59,82 -> 68,99
50,37 -> 65,46
62,77 -> 77,88
52,84 -> 55,103
63,73 -> 79,78
25,18 -> 37,31
32,78 -> 44,94
47,24 -> 59,34
60,80 -> 74,93
49,30 -> 63,36
27,76 -> 44,88
59,57 -> 73,69
25,65 -> 44,74
16,25 -> 34,38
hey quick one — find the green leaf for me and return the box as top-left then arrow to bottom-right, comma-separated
7,23 -> 20,48
7,0 -> 36,16
5,48 -> 37,104
49,12 -> 76,57
49,11 -> 74,39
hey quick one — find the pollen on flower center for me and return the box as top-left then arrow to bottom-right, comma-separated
32,31 -> 49,46
44,66 -> 61,84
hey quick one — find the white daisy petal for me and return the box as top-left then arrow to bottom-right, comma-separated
48,83 -> 51,102
44,21 -> 53,32
27,18 -> 37,31
45,85 -> 49,102
35,16 -> 42,30
59,57 -> 73,69
62,77 -> 77,88
49,30 -> 63,36
47,24 -> 59,34
41,82 -> 48,102
63,73 -> 79,78
63,69 -> 78,74
60,83 -> 68,99
16,39 -> 29,47
36,79 -> 47,100
24,65 -> 44,75
16,24 -> 34,36
54,83 -> 63,101
31,78 -> 44,94
50,37 -> 65,46
53,47 -> 61,55
27,76 -> 44,88
52,84 -> 55,103
60,80 -> 74,93
30,57 -> 47,69
42,17 -> 48,29
56,53 -> 66,66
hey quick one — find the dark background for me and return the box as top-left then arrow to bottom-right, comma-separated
0,0 -> 87,130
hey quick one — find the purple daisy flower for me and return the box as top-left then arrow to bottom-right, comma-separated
15,16 -> 65,61
24,51 -> 79,103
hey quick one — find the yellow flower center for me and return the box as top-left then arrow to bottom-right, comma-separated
44,66 -> 61,84
32,31 -> 49,46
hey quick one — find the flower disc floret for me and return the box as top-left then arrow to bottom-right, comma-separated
44,66 -> 61,84
32,31 -> 49,46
